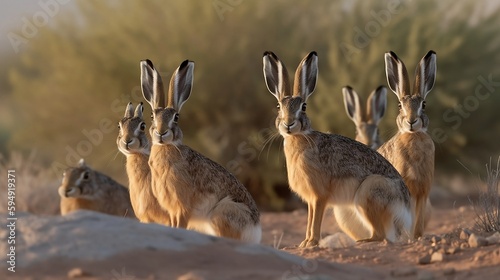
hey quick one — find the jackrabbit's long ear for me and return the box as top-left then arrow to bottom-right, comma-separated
140,59 -> 166,109
342,86 -> 363,124
367,86 -> 387,125
413,50 -> 436,99
385,51 -> 410,98
293,51 -> 318,101
124,102 -> 134,118
134,102 -> 144,119
263,51 -> 291,101
167,60 -> 194,112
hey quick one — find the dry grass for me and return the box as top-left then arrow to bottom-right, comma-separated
472,157 -> 500,233
0,151 -> 61,215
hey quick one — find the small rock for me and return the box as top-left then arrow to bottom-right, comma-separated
391,267 -> 417,277
460,243 -> 469,249
469,234 -> 488,248
430,252 -> 444,263
486,232 -> 500,245
460,228 -> 471,240
319,233 -> 356,249
446,247 -> 460,255
441,238 -> 450,245
431,236 -> 441,244
67,268 -> 88,278
418,254 -> 432,265
443,268 -> 455,276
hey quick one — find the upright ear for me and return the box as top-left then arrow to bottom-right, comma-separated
134,102 -> 144,119
263,51 -> 291,101
293,51 -> 318,101
342,86 -> 363,125
78,158 -> 86,167
413,50 -> 436,99
385,51 -> 410,98
140,59 -> 166,110
124,102 -> 134,118
367,86 -> 387,125
167,60 -> 194,112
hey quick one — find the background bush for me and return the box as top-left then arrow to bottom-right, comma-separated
1,0 -> 499,211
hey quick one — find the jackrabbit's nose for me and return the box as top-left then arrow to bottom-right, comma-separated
285,122 -> 296,128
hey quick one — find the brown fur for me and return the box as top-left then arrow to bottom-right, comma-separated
142,59 -> 261,243
378,50 -> 437,238
263,51 -> 413,247
117,103 -> 170,225
59,160 -> 135,218
342,86 -> 387,150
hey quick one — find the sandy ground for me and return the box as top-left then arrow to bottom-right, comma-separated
1,193 -> 499,280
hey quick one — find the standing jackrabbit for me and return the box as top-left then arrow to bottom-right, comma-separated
342,86 -> 387,150
377,50 -> 436,238
263,51 -> 413,247
344,85 -> 432,234
141,59 -> 261,243
117,102 -> 170,225
58,159 -> 135,218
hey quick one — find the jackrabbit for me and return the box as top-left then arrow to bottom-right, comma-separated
59,159 -> 135,218
378,50 -> 436,238
344,85 -> 432,234
141,59 -> 261,243
263,51 -> 413,247
117,102 -> 170,225
342,86 -> 387,150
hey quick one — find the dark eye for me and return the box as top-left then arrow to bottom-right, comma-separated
174,113 -> 179,122
301,103 -> 307,111
398,102 -> 402,109
422,101 -> 426,110
117,123 -> 121,129
150,113 -> 154,119
276,103 -> 280,110
83,172 -> 89,180
140,122 -> 146,131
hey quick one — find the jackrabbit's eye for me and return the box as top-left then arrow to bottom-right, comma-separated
422,101 -> 426,110
397,102 -> 402,109
140,122 -> 146,131
276,103 -> 280,110
83,172 -> 89,180
150,113 -> 154,119
301,103 -> 307,112
173,113 -> 179,122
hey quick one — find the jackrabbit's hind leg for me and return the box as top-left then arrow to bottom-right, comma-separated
209,197 -> 260,242
355,175 -> 395,242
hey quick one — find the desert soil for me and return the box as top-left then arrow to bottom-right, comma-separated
1,192 -> 500,280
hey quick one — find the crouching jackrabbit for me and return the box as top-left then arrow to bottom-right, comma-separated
58,159 -> 135,218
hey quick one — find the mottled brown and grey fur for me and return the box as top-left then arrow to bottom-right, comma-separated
343,85 -> 433,236
117,102 -> 170,225
58,159 -> 135,218
343,86 -> 387,150
263,51 -> 413,247
378,50 -> 436,238
141,59 -> 261,243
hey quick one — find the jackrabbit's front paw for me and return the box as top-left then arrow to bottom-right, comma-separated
299,238 -> 319,248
